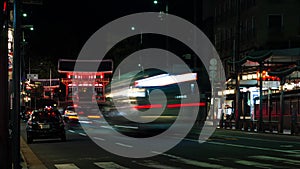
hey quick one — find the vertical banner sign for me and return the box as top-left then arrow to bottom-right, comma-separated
8,28 -> 13,80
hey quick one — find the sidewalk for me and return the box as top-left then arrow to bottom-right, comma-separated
20,137 -> 47,169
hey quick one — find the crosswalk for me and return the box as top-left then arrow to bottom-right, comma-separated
53,153 -> 300,169
59,128 -> 300,169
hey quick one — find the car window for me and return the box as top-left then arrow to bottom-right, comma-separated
31,110 -> 62,122
66,107 -> 75,111
65,106 -> 82,112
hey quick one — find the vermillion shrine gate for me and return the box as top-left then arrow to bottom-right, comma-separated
58,59 -> 113,104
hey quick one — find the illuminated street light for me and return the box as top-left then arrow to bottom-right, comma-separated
153,0 -> 158,5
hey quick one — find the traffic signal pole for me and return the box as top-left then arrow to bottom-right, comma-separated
0,0 -> 11,168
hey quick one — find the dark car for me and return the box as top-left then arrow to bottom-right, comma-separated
26,107 -> 66,144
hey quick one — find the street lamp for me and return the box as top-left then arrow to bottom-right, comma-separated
152,0 -> 168,14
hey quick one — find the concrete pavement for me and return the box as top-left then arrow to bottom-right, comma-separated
20,137 -> 47,169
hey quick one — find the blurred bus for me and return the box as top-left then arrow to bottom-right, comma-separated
101,69 -> 208,133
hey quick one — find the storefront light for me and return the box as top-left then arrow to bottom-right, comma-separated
242,75 -> 248,80
285,83 -> 294,90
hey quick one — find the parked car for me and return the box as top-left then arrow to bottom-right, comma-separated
26,107 -> 66,144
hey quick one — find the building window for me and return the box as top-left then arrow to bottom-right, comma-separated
268,14 -> 283,32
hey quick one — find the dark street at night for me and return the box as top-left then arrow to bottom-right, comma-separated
1,0 -> 300,169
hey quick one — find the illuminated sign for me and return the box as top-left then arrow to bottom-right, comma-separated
256,70 -> 280,81
8,28 -> 13,72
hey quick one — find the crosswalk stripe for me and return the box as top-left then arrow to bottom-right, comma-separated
94,162 -> 129,169
54,163 -> 80,169
286,154 -> 300,158
235,160 -> 274,168
250,155 -> 300,166
151,151 -> 233,169
134,160 -> 181,169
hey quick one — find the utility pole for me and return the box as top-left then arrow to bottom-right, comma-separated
0,0 -> 11,168
258,61 -> 263,132
234,0 -> 241,129
50,68 -> 52,99
12,0 -> 21,168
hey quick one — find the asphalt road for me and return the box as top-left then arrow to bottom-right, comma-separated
20,120 -> 300,169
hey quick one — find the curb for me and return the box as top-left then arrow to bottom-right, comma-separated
20,137 -> 48,169
20,149 -> 28,169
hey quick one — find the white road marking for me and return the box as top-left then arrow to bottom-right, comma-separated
234,160 -> 273,168
151,151 -> 233,169
250,155 -> 300,165
93,137 -> 105,141
214,133 -> 300,145
182,137 -> 299,154
115,142 -> 133,148
173,133 -> 183,136
79,133 -> 87,136
54,163 -> 80,169
286,154 -> 300,158
113,125 -> 139,129
68,130 -> 75,133
134,160 -> 180,169
78,120 -> 92,124
101,125 -> 113,129
206,141 -> 299,154
94,162 -> 129,169
280,145 -> 294,148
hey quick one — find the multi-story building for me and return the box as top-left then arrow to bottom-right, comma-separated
213,0 -> 300,76
207,0 -> 300,131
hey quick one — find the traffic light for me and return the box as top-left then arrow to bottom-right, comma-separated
1,0 -> 8,27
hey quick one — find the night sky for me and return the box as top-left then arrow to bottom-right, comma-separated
19,0 -> 209,92
19,0 -> 205,80
22,0 -> 201,60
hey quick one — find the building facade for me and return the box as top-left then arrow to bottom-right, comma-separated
213,0 -> 300,76
207,0 -> 300,131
